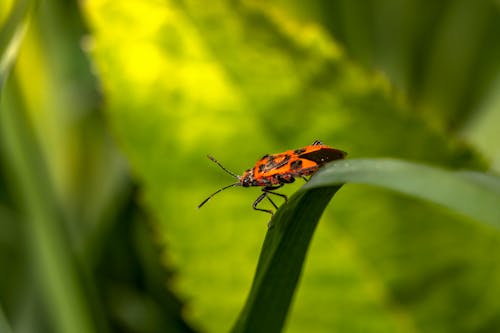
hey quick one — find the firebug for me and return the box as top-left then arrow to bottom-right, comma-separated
198,140 -> 347,215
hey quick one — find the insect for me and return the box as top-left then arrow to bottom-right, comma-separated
198,140 -> 347,215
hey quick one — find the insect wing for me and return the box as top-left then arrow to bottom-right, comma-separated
254,152 -> 292,176
299,147 -> 346,165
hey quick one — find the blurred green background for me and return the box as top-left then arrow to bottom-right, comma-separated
1,0 -> 500,332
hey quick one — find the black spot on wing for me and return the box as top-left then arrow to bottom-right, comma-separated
259,154 -> 269,161
290,159 -> 303,170
270,154 -> 291,170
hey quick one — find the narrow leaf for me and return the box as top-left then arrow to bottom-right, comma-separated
232,158 -> 500,333
0,0 -> 32,88
304,158 -> 500,228
231,186 -> 342,333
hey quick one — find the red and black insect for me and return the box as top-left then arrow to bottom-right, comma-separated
198,140 -> 347,215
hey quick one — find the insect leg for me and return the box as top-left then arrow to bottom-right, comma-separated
266,196 -> 279,210
253,184 -> 287,215
266,190 -> 288,203
263,184 -> 288,203
253,192 -> 274,215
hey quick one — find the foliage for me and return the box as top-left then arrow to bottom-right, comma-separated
1,0 -> 500,333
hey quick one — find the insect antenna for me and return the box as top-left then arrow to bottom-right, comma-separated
198,182 -> 241,208
198,155 -> 242,208
206,155 -> 240,179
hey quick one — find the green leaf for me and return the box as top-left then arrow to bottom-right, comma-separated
1,2 -> 101,332
1,76 -> 98,333
1,1 -> 196,332
232,158 -> 499,333
307,1 -> 500,131
0,0 -> 32,88
304,158 -> 500,228
231,186 -> 342,333
83,1 -> 499,332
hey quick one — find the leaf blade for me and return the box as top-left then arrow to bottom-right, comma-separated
304,158 -> 500,228
232,158 -> 500,333
0,0 -> 32,88
231,186 -> 342,333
